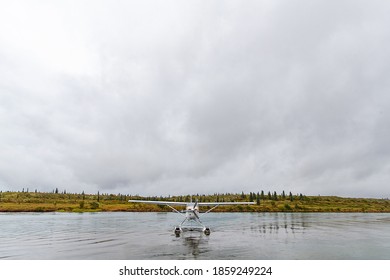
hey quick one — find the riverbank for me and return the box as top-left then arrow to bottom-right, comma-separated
0,191 -> 389,213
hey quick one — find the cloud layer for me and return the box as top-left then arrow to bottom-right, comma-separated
1,0 -> 390,197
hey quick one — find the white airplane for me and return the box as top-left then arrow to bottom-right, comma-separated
128,198 -> 255,235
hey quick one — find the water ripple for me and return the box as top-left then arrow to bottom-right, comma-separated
1,212 -> 390,259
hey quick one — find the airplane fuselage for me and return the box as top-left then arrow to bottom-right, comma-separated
185,203 -> 199,220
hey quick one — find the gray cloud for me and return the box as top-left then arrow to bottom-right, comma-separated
1,0 -> 389,197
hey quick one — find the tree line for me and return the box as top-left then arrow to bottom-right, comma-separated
0,188 -> 306,205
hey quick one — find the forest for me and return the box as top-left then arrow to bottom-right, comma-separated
0,189 -> 389,213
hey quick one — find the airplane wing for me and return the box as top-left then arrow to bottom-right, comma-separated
128,200 -> 188,206
129,200 -> 255,206
197,202 -> 256,206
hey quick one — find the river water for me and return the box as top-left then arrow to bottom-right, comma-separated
1,212 -> 389,260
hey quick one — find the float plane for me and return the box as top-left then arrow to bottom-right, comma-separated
128,198 -> 255,235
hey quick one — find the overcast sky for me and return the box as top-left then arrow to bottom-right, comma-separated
1,0 -> 389,198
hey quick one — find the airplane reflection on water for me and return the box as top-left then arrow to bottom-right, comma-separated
173,231 -> 210,258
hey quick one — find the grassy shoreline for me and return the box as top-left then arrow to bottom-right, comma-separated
1,191 -> 389,213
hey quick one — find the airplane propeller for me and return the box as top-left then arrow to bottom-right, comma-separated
185,199 -> 200,219
193,210 -> 200,220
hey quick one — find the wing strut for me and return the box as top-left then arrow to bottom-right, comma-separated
200,204 -> 220,217
166,204 -> 185,217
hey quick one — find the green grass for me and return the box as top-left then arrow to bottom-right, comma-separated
0,191 -> 389,213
